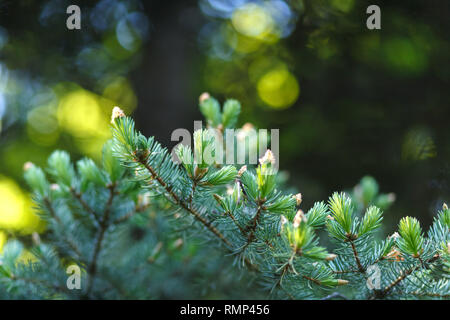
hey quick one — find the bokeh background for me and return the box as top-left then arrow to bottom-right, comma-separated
0,0 -> 449,257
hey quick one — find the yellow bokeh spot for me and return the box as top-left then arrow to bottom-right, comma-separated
0,176 -> 42,232
57,88 -> 112,159
0,231 -> 6,251
58,90 -> 108,138
257,68 -> 300,109
231,4 -> 276,41
102,77 -> 137,114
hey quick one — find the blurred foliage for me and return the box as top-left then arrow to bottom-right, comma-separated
0,0 -> 146,235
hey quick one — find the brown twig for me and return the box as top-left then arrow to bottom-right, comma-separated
373,254 -> 441,299
303,275 -> 323,286
377,267 -> 414,299
245,205 -> 263,238
225,210 -> 246,234
240,202 -> 265,252
188,180 -> 198,209
348,238 -> 365,273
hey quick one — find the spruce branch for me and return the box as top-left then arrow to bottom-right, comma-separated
373,252 -> 442,299
377,270 -> 413,298
110,105 -> 342,297
2,95 -> 448,300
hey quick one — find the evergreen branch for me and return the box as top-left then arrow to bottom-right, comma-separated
376,267 -> 415,299
109,106 -> 379,297
374,254 -> 442,299
4,96 -> 447,300
302,275 -> 322,285
139,160 -> 233,248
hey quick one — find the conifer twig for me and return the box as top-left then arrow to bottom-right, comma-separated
374,254 -> 441,299
224,210 -> 246,234
377,267 -> 414,298
240,203 -> 264,253
139,160 -> 233,248
348,239 -> 365,273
